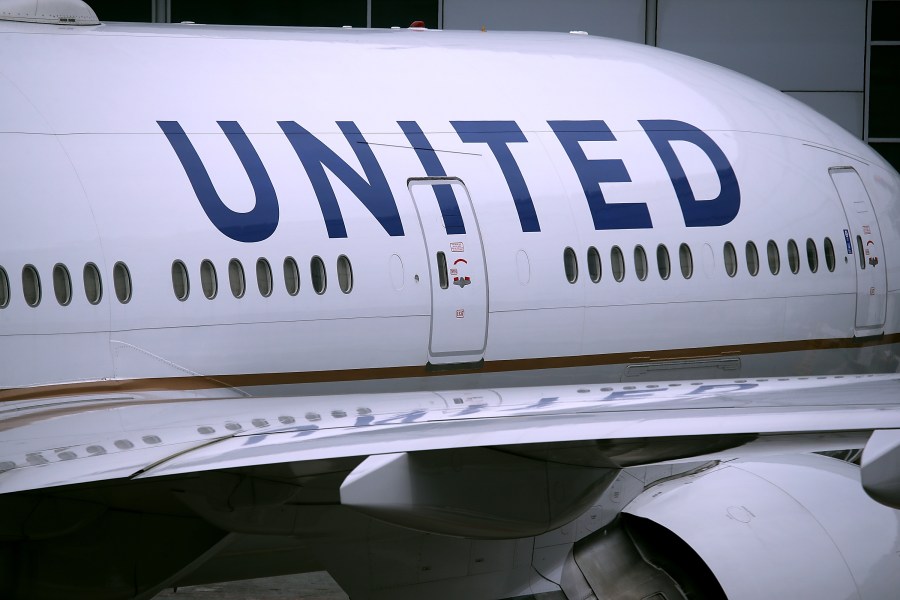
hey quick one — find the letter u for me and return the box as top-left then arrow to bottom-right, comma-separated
158,121 -> 279,242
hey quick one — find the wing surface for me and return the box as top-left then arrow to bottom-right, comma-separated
2,374 -> 899,495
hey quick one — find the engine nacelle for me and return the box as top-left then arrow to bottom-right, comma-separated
611,454 -> 900,599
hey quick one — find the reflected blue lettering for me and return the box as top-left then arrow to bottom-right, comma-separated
371,409 -> 428,425
505,396 -> 560,412
687,383 -> 757,395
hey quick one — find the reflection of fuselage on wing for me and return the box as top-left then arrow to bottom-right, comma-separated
1,8 -> 900,600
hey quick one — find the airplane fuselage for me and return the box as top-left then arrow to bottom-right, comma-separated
4,14 -> 900,600
1,20 -> 898,399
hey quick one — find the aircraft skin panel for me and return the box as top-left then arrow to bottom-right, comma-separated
0,123 -> 893,388
408,179 -> 489,362
623,455 -> 900,600
830,167 -> 889,334
1,22 -> 898,391
2,16 -> 900,600
0,22 -> 869,147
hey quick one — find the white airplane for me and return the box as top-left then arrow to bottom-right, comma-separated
2,1 -> 900,599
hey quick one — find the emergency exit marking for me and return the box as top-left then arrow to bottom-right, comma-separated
450,242 -> 464,252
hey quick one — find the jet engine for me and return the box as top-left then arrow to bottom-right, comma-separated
561,454 -> 900,600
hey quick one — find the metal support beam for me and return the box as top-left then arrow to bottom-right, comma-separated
151,0 -> 169,23
645,0 -> 658,47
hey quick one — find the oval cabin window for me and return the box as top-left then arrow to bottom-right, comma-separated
256,258 -> 273,297
283,257 -> 300,296
611,246 -> 625,282
201,259 -> 217,299
587,246 -> 601,283
311,256 -> 327,295
746,242 -> 760,276
229,259 -> 245,298
563,247 -> 578,283
172,260 -> 189,301
657,245 -> 671,280
83,263 -> 102,305
337,255 -> 353,293
22,265 -> 42,307
113,262 -> 132,304
53,263 -> 72,306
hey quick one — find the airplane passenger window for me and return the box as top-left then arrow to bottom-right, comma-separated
283,257 -> 300,296
172,260 -> 190,301
634,245 -> 648,281
0,266 -> 9,308
723,242 -> 738,277
824,238 -> 836,272
679,243 -> 693,279
436,252 -> 448,289
611,246 -> 625,282
83,263 -> 102,305
806,239 -> 819,273
766,240 -> 780,275
53,263 -> 72,306
787,239 -> 800,274
113,262 -> 132,304
657,244 -> 670,280
564,247 -> 578,283
256,258 -> 273,297
311,256 -> 327,294
587,246 -> 602,283
337,255 -> 353,293
229,259 -> 245,298
746,241 -> 760,276
201,259 -> 217,299
22,265 -> 42,307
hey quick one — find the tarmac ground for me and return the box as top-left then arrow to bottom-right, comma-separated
154,572 -> 350,600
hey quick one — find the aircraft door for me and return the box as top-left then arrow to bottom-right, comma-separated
408,177 -> 488,365
829,167 -> 887,336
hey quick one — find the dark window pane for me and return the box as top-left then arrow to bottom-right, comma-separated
871,142 -> 900,172
172,0 -> 366,27
84,0 -> 151,22
872,2 -> 900,42
869,45 -> 900,139
372,0 -> 438,29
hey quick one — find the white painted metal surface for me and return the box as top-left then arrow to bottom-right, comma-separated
0,21 -> 896,391
408,178 -> 488,363
831,167 -> 888,335
0,16 -> 899,600
625,455 -> 900,600
0,0 -> 98,25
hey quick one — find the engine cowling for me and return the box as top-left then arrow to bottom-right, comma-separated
569,454 -> 900,599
